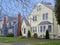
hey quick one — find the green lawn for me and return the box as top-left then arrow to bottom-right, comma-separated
26,41 -> 60,45
0,37 -> 39,43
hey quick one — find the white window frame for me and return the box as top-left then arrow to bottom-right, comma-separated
39,25 -> 46,33
37,5 -> 41,11
33,15 -> 37,21
23,28 -> 26,34
31,27 -> 37,33
43,13 -> 48,20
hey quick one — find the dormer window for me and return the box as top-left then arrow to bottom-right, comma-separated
37,5 -> 41,11
33,15 -> 37,21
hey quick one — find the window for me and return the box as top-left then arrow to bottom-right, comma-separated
13,21 -> 16,24
31,27 -> 37,33
43,14 -> 45,20
39,25 -> 46,32
46,13 -> 48,19
24,28 -> 26,34
43,26 -> 46,32
40,26 -> 42,32
48,25 -> 51,32
33,16 -> 37,21
43,13 -> 48,20
37,5 -> 41,11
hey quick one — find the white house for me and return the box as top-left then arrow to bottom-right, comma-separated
27,2 -> 58,39
21,17 -> 30,37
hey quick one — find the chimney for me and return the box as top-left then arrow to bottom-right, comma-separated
47,2 -> 52,7
4,17 -> 6,24
18,13 -> 21,37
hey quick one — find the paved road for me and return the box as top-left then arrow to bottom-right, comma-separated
11,39 -> 59,45
0,43 -> 11,45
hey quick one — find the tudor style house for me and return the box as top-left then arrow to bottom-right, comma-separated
28,2 -> 58,39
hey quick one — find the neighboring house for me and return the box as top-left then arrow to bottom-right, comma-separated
21,17 -> 30,37
28,2 -> 58,39
7,16 -> 17,34
2,16 -> 17,36
12,16 -> 30,37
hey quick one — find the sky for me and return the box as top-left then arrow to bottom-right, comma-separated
0,0 -> 55,18
34,0 -> 55,6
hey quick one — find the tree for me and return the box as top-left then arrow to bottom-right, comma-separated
55,0 -> 60,24
27,30 -> 31,38
45,30 -> 49,39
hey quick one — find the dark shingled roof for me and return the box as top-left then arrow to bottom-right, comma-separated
7,16 -> 17,23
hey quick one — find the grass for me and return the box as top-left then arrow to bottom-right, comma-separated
26,40 -> 60,45
0,37 -> 39,43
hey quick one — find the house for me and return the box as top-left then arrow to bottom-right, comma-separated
1,2 -> 60,39
28,2 -> 58,39
21,16 -> 30,37
2,16 -> 18,36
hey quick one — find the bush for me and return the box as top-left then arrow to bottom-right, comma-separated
27,30 -> 31,38
33,33 -> 38,38
45,30 -> 49,39
7,33 -> 14,37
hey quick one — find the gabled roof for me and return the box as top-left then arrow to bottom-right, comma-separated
41,2 -> 54,11
7,16 -> 17,23
22,16 -> 30,26
34,2 -> 54,11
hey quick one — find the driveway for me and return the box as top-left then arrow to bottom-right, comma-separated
11,39 -> 59,45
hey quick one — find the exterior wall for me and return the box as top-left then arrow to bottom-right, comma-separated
28,3 -> 53,27
22,21 -> 30,37
53,13 -> 58,39
57,25 -> 60,38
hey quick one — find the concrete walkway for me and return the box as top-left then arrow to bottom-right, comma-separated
11,39 -> 59,45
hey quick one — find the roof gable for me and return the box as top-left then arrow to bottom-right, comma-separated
22,16 -> 30,26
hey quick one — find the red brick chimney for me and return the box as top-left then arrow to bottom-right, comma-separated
18,13 -> 21,37
4,17 -> 6,24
